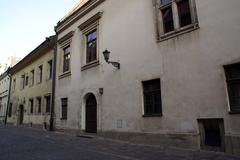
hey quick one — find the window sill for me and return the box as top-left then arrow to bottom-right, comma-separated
142,114 -> 162,117
59,71 -> 71,79
157,23 -> 199,42
81,60 -> 99,71
60,118 -> 67,121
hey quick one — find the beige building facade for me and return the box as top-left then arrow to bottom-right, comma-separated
7,36 -> 55,128
54,0 -> 240,155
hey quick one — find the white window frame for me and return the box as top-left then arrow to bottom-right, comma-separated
154,0 -> 199,42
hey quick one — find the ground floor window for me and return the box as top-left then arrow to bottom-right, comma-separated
8,103 -> 12,117
45,96 -> 51,113
61,98 -> 68,120
142,79 -> 162,116
224,63 -> 240,113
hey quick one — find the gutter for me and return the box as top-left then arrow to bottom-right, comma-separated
49,30 -> 58,131
4,70 -> 12,125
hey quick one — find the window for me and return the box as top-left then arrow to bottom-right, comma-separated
61,98 -> 68,120
8,103 -> 12,117
142,79 -> 162,116
63,46 -> 71,73
86,29 -> 97,63
29,99 -> 34,114
21,75 -> 25,90
30,70 -> 35,86
45,96 -> 51,113
198,119 -> 224,151
25,75 -> 29,86
12,79 -> 16,92
79,12 -> 102,70
36,97 -> 41,113
48,60 -> 53,79
37,65 -> 43,83
224,63 -> 240,113
156,0 -> 198,41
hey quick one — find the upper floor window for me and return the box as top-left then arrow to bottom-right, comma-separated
20,74 -> 25,90
79,12 -> 102,71
47,60 -> 53,79
224,63 -> 240,113
12,79 -> 16,92
25,75 -> 29,86
155,0 -> 199,41
142,79 -> 162,116
37,65 -> 43,83
30,69 -> 35,86
63,45 -> 71,73
86,29 -> 97,64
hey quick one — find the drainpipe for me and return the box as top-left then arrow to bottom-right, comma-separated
4,70 -> 12,125
49,29 -> 58,131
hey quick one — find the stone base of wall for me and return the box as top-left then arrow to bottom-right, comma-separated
225,135 -> 240,156
98,131 -> 199,150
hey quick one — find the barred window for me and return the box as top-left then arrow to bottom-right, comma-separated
224,63 -> 240,113
143,79 -> 162,116
61,98 -> 68,120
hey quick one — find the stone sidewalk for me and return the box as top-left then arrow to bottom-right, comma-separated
0,125 -> 239,160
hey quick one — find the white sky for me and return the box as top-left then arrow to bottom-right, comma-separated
0,0 -> 80,63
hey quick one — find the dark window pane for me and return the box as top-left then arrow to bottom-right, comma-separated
63,46 -> 71,72
48,60 -> 53,79
162,7 -> 174,33
37,98 -> 41,113
39,65 -> 43,83
160,0 -> 171,5
225,63 -> 240,112
8,103 -> 12,117
178,0 -> 192,27
143,79 -> 162,115
61,98 -> 68,120
45,96 -> 51,113
30,99 -> 34,114
87,30 -> 97,42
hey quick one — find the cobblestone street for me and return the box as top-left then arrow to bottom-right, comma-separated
0,125 -> 239,160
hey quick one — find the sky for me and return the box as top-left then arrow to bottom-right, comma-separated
0,0 -> 80,63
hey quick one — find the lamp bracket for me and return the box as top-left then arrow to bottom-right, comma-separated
108,61 -> 120,69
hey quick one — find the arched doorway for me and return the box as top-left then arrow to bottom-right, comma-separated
19,105 -> 24,125
85,94 -> 97,133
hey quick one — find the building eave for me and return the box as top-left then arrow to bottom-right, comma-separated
56,0 -> 105,34
9,35 -> 56,75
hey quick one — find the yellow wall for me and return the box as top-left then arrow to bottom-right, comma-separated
8,49 -> 53,126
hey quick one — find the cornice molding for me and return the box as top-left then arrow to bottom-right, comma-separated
58,31 -> 75,44
78,12 -> 103,30
56,0 -> 105,34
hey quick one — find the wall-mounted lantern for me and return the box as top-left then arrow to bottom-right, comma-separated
102,49 -> 120,69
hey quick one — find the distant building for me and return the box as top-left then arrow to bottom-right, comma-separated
54,0 -> 240,155
0,72 -> 10,123
7,36 -> 55,128
0,55 -> 20,75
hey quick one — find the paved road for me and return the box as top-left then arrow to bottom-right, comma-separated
0,125 -> 239,160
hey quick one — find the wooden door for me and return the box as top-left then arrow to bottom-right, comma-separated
85,94 -> 97,133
